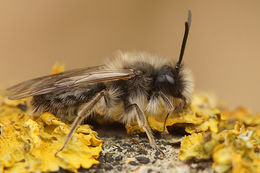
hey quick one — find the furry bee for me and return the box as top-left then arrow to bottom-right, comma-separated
7,11 -> 193,155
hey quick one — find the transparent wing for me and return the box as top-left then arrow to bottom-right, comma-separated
7,66 -> 135,100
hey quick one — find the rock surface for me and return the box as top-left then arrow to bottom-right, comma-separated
77,122 -> 214,173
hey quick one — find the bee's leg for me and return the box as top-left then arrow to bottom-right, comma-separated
162,112 -> 171,134
162,97 -> 187,134
126,104 -> 164,156
55,90 -> 107,156
158,91 -> 174,134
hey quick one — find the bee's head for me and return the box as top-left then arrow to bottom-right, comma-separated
155,65 -> 185,98
155,10 -> 193,101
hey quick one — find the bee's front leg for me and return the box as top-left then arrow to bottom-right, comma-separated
126,103 -> 165,156
158,91 -> 174,134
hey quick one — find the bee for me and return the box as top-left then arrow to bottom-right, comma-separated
7,11 -> 193,155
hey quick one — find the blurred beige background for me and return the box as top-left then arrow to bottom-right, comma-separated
0,0 -> 259,112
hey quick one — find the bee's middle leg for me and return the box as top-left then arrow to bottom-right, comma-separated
126,103 -> 164,155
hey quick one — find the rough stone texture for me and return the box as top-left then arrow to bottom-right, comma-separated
80,122 -> 214,173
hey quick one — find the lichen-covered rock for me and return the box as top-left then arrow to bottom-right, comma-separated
0,97 -> 102,173
126,93 -> 260,173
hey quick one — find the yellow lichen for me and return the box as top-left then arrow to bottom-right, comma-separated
178,133 -> 211,160
0,64 -> 102,172
125,93 -> 260,173
126,93 -> 221,134
178,100 -> 260,173
1,63 -> 259,173
0,97 -> 102,172
0,98 -> 102,173
51,63 -> 65,74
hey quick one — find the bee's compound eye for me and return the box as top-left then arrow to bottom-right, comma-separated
165,75 -> 174,84
156,74 -> 175,84
135,70 -> 143,76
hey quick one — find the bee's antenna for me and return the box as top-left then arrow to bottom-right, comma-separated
176,10 -> 192,70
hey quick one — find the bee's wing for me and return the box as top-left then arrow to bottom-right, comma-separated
7,66 -> 102,93
7,66 -> 135,100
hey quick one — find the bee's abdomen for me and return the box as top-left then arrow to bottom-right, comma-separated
31,84 -> 105,120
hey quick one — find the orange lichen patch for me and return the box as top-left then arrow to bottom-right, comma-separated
0,97 -> 102,173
